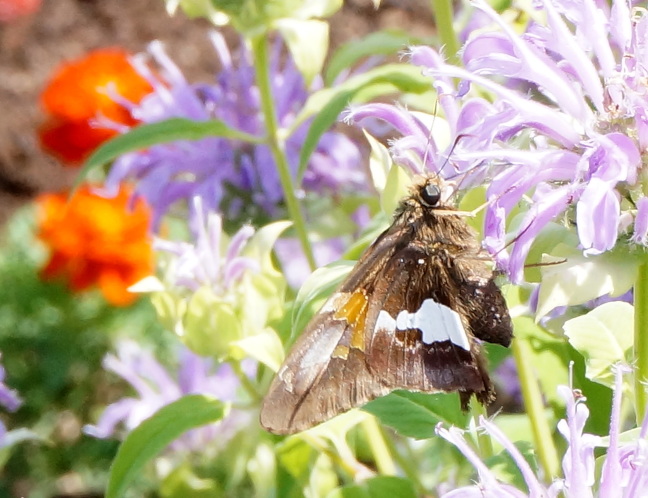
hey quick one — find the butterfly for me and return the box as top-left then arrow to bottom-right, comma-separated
260,174 -> 513,435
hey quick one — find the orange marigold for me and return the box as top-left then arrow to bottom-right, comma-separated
36,185 -> 154,306
38,48 -> 153,165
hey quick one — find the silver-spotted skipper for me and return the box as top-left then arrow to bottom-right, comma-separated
261,175 -> 513,434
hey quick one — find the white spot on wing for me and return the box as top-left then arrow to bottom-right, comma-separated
378,299 -> 469,350
376,310 -> 396,333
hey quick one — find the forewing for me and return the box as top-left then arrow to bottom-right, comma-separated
260,223 -> 408,434
363,245 -> 494,403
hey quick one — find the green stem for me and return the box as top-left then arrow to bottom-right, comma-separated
512,337 -> 560,480
472,404 -> 493,460
249,35 -> 316,271
231,360 -> 263,403
360,417 -> 396,476
376,424 -> 426,495
429,0 -> 460,65
634,262 -> 648,424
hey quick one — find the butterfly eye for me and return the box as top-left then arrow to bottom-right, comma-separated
420,184 -> 441,207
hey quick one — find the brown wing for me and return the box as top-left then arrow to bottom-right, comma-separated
260,223 -> 409,434
260,218 -> 512,434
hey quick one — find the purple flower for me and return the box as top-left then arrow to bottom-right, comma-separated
0,353 -> 22,448
84,341 -> 254,452
436,365 -> 648,497
348,0 -> 648,283
275,236 -> 346,288
153,198 -> 260,294
106,34 -> 366,230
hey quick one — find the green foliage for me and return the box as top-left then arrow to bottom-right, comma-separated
0,209 -> 169,496
564,302 -> 634,388
327,476 -> 417,498
363,392 -> 469,439
536,244 -> 637,318
79,118 -> 261,186
106,395 -> 226,498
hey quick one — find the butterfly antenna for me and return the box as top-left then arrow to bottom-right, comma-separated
421,97 -> 439,178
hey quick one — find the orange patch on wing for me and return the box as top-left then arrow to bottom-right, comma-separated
333,290 -> 368,351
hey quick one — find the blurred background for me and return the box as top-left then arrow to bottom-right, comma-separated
0,1 -> 435,496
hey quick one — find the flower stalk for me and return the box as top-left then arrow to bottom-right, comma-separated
250,34 -> 316,271
429,0 -> 460,65
511,336 -> 560,480
634,260 -> 648,424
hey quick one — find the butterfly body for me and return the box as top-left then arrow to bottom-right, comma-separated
261,176 -> 513,434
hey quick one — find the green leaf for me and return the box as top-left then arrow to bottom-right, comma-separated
536,245 -> 638,318
297,88 -> 359,184
362,391 -> 468,439
563,301 -> 634,387
233,328 -> 285,372
325,30 -> 419,85
361,130 -> 412,215
160,463 -> 221,498
293,64 -> 431,182
380,163 -> 410,216
364,130 -> 392,193
78,118 -> 259,186
277,436 -> 319,481
204,0 -> 342,33
106,395 -> 226,498
276,19 -> 329,85
327,476 -> 417,498
291,261 -> 354,339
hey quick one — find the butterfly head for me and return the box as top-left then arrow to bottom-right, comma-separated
406,175 -> 457,212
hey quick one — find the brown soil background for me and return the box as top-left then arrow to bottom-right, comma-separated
0,0 -> 435,225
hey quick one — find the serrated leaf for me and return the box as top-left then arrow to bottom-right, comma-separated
563,301 -> 634,387
78,118 -> 259,188
106,395 -> 226,498
362,391 -> 468,439
536,245 -> 638,318
326,476 -> 417,498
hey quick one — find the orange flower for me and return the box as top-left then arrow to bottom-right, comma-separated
38,48 -> 153,165
36,185 -> 154,306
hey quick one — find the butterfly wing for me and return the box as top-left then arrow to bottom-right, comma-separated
260,213 -> 512,434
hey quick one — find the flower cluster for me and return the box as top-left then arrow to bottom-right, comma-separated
136,197 -> 286,360
37,184 -> 154,306
84,341 -> 254,452
39,48 -> 152,165
153,197 -> 259,295
349,0 -> 648,283
106,34 -> 366,230
437,366 -> 648,497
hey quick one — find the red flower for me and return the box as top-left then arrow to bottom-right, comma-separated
38,49 -> 152,165
37,185 -> 154,306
